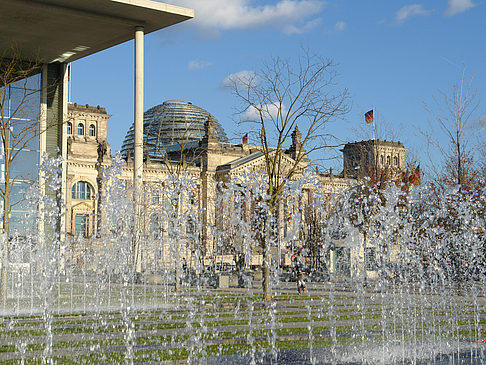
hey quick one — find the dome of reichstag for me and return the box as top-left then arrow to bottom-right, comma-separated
121,100 -> 228,161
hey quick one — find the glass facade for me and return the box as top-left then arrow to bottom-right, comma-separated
121,100 -> 228,161
1,73 -> 41,236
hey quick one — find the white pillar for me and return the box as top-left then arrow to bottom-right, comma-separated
133,26 -> 144,274
134,26 -> 144,190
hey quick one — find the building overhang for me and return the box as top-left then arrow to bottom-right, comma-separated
0,0 -> 193,63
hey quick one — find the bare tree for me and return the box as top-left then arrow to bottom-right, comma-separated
228,50 -> 348,300
423,69 -> 482,189
0,51 -> 65,300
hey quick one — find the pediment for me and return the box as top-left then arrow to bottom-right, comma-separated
71,201 -> 95,213
220,150 -> 306,177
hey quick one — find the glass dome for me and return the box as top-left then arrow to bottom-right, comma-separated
121,100 -> 228,161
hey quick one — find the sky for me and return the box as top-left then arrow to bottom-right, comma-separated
70,0 -> 485,173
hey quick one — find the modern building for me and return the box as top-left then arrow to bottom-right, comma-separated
0,0 -> 194,237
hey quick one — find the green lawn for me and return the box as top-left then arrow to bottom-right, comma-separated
1,283 -> 485,364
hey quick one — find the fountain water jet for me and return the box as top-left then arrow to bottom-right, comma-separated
0,155 -> 485,364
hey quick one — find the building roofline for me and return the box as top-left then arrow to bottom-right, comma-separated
0,0 -> 193,63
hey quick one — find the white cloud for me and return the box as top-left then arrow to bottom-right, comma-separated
395,4 -> 431,23
167,0 -> 325,34
240,102 -> 286,122
445,0 -> 476,16
221,70 -> 258,88
284,17 -> 323,34
334,21 -> 346,31
188,60 -> 212,70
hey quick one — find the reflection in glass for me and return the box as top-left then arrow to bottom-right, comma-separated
1,73 -> 41,236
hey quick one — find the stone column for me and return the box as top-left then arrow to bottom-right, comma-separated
134,26 -> 144,193
133,26 -> 144,274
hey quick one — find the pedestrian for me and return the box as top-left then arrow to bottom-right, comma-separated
297,272 -> 307,295
182,257 -> 187,273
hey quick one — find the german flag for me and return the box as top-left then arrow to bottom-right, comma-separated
365,109 -> 374,124
410,165 -> 420,186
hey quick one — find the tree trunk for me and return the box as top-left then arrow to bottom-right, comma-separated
174,266 -> 180,292
262,241 -> 271,301
0,240 -> 7,302
0,190 -> 10,302
261,202 -> 277,302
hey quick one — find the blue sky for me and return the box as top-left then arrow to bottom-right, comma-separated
70,0 -> 485,172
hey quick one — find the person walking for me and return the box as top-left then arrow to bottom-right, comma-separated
297,272 -> 307,295
182,257 -> 187,274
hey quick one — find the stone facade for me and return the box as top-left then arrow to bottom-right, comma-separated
342,140 -> 407,178
64,103 -> 408,272
65,103 -> 111,239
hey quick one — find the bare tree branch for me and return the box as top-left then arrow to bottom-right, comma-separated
423,68 -> 482,189
228,49 -> 349,300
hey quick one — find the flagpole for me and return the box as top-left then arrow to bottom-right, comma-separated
371,106 -> 377,174
372,106 -> 376,141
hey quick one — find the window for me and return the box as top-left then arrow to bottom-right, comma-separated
152,191 -> 159,204
72,181 -> 93,200
365,247 -> 377,271
393,156 -> 398,166
89,124 -> 96,137
67,122 -> 72,135
380,155 -> 384,164
150,214 -> 161,239
77,123 -> 84,135
335,247 -> 350,275
186,216 -> 196,235
386,156 -> 390,165
75,214 -> 89,237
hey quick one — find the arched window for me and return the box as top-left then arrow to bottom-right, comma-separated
77,123 -> 84,135
393,156 -> 398,166
67,122 -> 72,135
386,156 -> 390,165
89,124 -> 96,137
72,181 -> 93,200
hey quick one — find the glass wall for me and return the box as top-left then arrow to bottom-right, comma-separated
1,72 -> 41,237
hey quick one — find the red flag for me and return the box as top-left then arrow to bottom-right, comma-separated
242,133 -> 248,144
